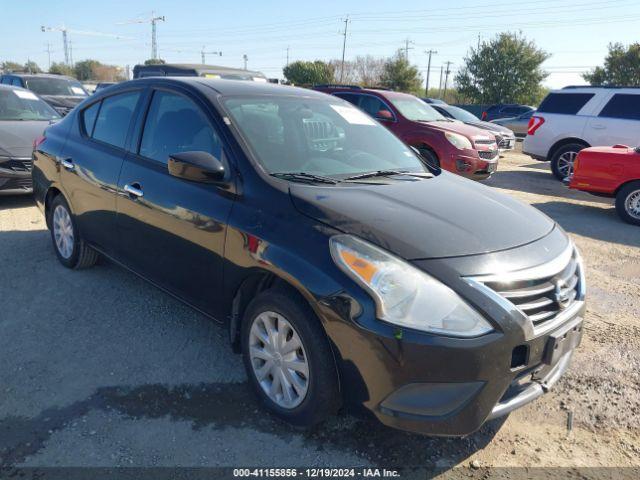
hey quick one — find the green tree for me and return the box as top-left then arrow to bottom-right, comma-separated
1,61 -> 23,72
24,61 -> 42,73
584,43 -> 640,86
74,59 -> 102,81
283,60 -> 334,85
379,51 -> 422,93
144,58 -> 166,65
455,33 -> 549,105
49,62 -> 76,77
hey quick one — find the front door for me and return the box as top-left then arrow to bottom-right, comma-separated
587,93 -> 640,147
115,87 -> 235,318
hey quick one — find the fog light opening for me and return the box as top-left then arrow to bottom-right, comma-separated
511,345 -> 529,370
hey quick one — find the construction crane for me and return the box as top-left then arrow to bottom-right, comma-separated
41,25 -> 132,65
118,12 -> 165,60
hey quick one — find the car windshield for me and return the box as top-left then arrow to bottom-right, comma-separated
389,96 -> 446,122
444,106 -> 480,123
24,77 -> 88,97
0,89 -> 61,121
223,96 -> 430,179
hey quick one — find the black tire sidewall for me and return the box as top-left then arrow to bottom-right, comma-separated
551,144 -> 584,181
615,181 -> 640,226
419,147 -> 440,169
240,290 -> 339,427
49,196 -> 81,268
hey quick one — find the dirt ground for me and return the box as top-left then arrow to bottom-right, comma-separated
0,145 -> 639,474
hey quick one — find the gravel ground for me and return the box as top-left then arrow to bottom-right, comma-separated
1,146 -> 639,473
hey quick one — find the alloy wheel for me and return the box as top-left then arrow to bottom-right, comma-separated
248,311 -> 309,409
625,189 -> 640,220
557,151 -> 577,177
53,205 -> 74,259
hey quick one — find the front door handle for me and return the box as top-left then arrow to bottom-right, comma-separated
60,158 -> 74,171
591,123 -> 606,130
124,183 -> 144,199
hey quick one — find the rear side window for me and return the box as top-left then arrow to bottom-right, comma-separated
332,92 -> 360,106
139,90 -> 222,164
537,93 -> 594,114
92,91 -> 141,148
598,94 -> 640,121
81,102 -> 100,136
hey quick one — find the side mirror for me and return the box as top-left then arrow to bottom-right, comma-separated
376,110 -> 393,121
168,151 -> 225,183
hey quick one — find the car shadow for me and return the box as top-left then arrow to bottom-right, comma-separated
532,200 -> 640,248
0,194 -> 35,211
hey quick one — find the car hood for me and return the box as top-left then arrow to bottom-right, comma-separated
0,121 -> 50,157
492,116 -> 519,125
419,119 -> 494,140
289,173 -> 554,260
39,95 -> 86,108
463,120 -> 514,136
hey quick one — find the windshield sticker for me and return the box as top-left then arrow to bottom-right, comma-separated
252,77 -> 268,83
204,74 -> 220,78
330,104 -> 376,126
71,86 -> 85,95
13,90 -> 38,100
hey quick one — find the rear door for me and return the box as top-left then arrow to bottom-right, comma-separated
59,88 -> 143,253
587,92 -> 640,147
115,86 -> 235,318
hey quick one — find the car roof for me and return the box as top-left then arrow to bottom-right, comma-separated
2,73 -> 77,81
134,63 -> 266,77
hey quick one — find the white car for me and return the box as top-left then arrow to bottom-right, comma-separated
523,86 -> 640,180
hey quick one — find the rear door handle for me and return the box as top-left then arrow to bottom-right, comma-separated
60,158 -> 74,171
124,183 -> 143,199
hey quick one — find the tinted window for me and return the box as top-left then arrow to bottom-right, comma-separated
140,90 -> 222,163
537,93 -> 594,114
332,93 -> 360,106
598,94 -> 640,121
502,107 -> 521,115
12,78 -> 23,87
1,77 -> 10,85
92,91 -> 140,148
82,102 -> 101,136
358,95 -> 392,118
519,110 -> 534,119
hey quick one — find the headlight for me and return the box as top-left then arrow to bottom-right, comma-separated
329,235 -> 493,337
444,132 -> 473,150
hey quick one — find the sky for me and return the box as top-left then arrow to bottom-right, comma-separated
2,0 -> 640,88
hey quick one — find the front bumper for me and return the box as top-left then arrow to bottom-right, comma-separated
0,157 -> 33,195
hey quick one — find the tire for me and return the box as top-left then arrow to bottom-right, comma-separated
550,143 -> 586,181
418,147 -> 440,169
615,181 -> 640,226
49,195 -> 98,269
241,288 -> 340,427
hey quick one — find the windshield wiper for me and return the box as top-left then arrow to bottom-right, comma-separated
344,169 -> 433,181
270,172 -> 339,184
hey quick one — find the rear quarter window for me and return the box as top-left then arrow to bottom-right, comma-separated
91,91 -> 141,149
598,94 -> 640,121
81,102 -> 101,136
537,93 -> 594,115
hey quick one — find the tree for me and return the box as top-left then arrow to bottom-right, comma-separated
584,43 -> 640,86
455,33 -> 550,105
74,59 -> 102,81
283,60 -> 334,85
1,61 -> 23,72
379,50 -> 422,93
49,62 -> 75,77
354,55 -> 385,86
144,58 -> 166,65
24,61 -> 42,73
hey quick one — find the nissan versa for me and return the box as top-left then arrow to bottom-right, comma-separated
32,78 -> 586,436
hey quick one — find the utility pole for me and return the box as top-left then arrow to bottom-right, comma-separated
286,45 -> 290,66
339,16 -> 350,82
477,33 -> 481,51
69,41 -> 74,67
437,65 -> 444,98
403,38 -> 414,61
150,13 -> 165,60
424,49 -> 437,96
44,42 -> 52,70
443,61 -> 452,102
243,54 -> 248,70
200,47 -> 221,65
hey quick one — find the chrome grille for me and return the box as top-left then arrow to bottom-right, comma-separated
481,250 -> 582,328
478,150 -> 498,160
0,158 -> 33,172
498,137 -> 514,149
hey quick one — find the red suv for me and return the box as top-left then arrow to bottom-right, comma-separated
314,85 -> 499,179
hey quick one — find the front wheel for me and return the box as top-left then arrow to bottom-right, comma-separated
241,289 -> 340,427
615,181 -> 640,226
49,195 -> 98,269
551,143 -> 585,181
418,147 -> 440,169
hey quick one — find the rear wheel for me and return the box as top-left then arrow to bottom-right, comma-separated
241,289 -> 340,427
550,143 -> 586,181
49,195 -> 98,269
615,181 -> 640,226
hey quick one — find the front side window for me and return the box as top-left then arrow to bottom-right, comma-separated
140,90 -> 222,163
598,94 -> 640,121
389,95 -> 446,122
0,89 -> 60,121
92,91 -> 141,148
358,95 -> 393,118
24,77 -> 88,97
224,96 -> 429,178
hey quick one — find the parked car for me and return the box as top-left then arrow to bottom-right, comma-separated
430,103 -> 516,151
568,145 -> 640,225
0,73 -> 89,116
481,104 -> 534,122
33,77 -> 586,436
524,86 -> 640,181
94,82 -> 117,92
314,85 -> 499,179
0,84 -> 60,194
491,110 -> 535,138
132,63 -> 267,81
421,97 -> 447,104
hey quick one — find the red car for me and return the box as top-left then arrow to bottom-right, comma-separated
314,85 -> 499,180
568,145 -> 640,225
